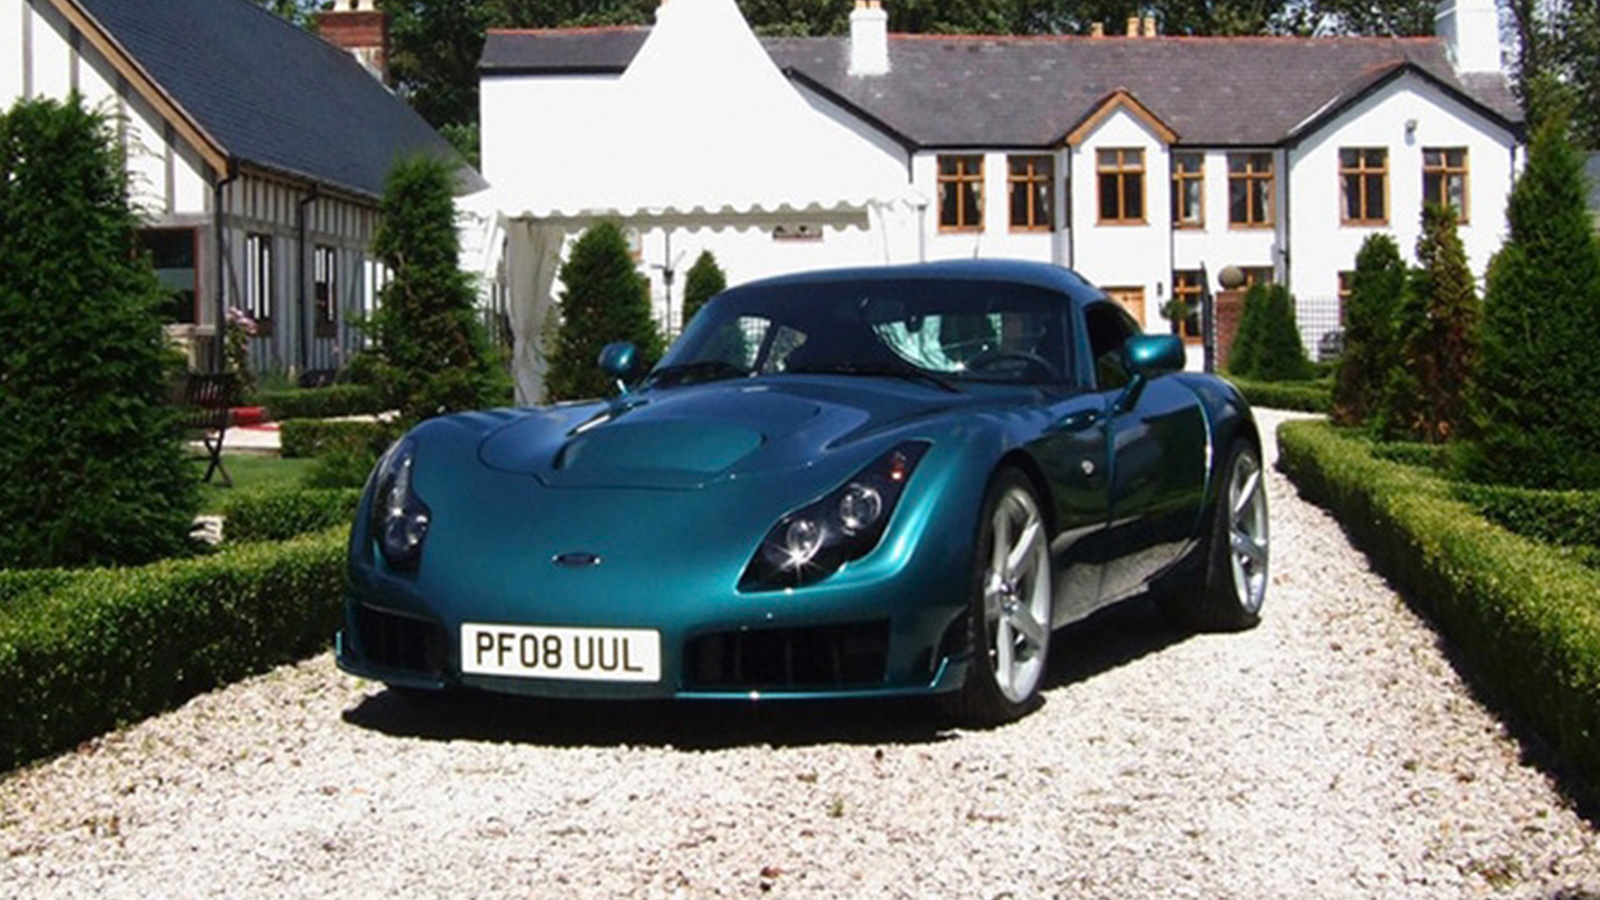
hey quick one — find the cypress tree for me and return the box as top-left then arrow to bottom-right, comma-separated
1471,117 -> 1600,488
1226,283 -> 1269,378
1228,283 -> 1311,381
365,154 -> 503,424
680,250 -> 727,326
1394,204 -> 1479,443
546,222 -> 664,401
0,96 -> 198,568
1332,234 -> 1406,427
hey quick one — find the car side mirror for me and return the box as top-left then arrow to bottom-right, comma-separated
598,342 -> 638,394
1113,334 -> 1185,413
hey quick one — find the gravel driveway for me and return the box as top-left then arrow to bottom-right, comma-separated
3,409 -> 1597,899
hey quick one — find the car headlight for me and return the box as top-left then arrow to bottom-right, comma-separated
740,442 -> 929,591
370,437 -> 430,572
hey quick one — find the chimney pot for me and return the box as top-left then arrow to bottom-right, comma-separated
1126,17 -> 1140,36
1142,16 -> 1157,36
1090,22 -> 1105,37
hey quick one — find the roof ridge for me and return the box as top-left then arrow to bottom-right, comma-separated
489,25 -> 650,36
885,32 -> 1441,44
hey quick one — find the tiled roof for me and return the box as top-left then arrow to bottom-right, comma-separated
74,0 -> 469,200
482,29 -> 1523,148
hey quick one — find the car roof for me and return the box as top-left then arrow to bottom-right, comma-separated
729,259 -> 1103,308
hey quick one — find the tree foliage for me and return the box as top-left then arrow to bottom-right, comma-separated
365,154 -> 505,424
1228,282 -> 1312,382
1331,234 -> 1406,427
0,96 -> 199,568
680,250 -> 728,326
546,222 -> 664,401
1470,117 -> 1600,488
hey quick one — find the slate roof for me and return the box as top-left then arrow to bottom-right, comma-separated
482,29 -> 1523,149
73,0 -> 470,200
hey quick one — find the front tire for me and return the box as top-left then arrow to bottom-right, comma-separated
945,469 -> 1054,727
1161,439 -> 1269,631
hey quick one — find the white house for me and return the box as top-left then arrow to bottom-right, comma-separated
472,0 -> 1521,403
2,0 -> 476,376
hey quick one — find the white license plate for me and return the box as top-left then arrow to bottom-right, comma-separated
460,623 -> 661,682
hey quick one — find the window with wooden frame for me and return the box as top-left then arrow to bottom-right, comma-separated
244,232 -> 274,335
1241,266 -> 1276,288
1340,147 -> 1389,225
938,155 -> 984,231
1171,270 -> 1204,343
1227,152 -> 1274,227
139,228 -> 199,325
1104,286 -> 1146,328
314,244 -> 338,338
1097,148 -> 1146,224
1423,147 -> 1469,222
1171,153 -> 1204,228
1008,155 -> 1054,231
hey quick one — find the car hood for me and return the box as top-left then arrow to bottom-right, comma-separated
476,377 -> 997,490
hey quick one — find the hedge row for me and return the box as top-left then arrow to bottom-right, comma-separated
278,418 -> 394,459
1277,421 -> 1600,792
222,488 -> 362,543
1371,441 -> 1449,471
1230,378 -> 1332,413
0,527 -> 347,771
256,384 -> 386,421
1453,482 -> 1600,549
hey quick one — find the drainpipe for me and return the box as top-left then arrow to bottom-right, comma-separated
213,161 -> 239,373
1064,148 -> 1075,269
297,186 -> 320,374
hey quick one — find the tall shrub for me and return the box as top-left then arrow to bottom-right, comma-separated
680,250 -> 727,327
364,154 -> 503,425
1332,234 -> 1406,426
1471,118 -> 1600,488
1229,283 -> 1311,381
1384,204 -> 1478,443
546,222 -> 664,401
0,96 -> 198,568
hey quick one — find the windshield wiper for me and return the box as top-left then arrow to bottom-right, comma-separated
644,360 -> 751,389
789,361 -> 962,393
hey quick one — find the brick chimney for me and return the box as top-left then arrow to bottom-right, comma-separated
316,0 -> 390,83
850,0 -> 890,76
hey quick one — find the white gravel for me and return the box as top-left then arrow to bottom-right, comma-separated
4,409 -> 1598,899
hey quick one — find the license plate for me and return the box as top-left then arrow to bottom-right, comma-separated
460,623 -> 661,682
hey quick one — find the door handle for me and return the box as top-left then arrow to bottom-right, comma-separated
1056,408 -> 1103,433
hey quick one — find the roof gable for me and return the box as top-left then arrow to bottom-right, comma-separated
65,0 -> 467,199
1062,89 -> 1178,146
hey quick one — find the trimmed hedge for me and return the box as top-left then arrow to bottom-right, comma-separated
1453,482 -> 1600,549
256,384 -> 386,421
278,418 -> 393,459
1278,421 -> 1600,793
222,488 -> 362,543
0,526 -> 347,771
1230,378 -> 1332,414
1372,441 -> 1449,471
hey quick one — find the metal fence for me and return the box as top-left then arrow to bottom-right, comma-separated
1295,293 -> 1344,363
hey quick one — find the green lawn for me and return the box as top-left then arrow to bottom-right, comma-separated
193,454 -> 317,514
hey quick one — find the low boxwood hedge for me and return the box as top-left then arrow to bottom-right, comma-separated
222,488 -> 362,542
1452,482 -> 1600,550
1229,377 -> 1332,414
0,526 -> 347,772
256,384 -> 386,422
278,418 -> 393,460
1278,421 -> 1600,793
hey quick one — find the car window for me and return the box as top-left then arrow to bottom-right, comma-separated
1083,301 -> 1140,390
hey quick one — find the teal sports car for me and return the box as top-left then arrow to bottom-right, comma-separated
336,260 -> 1269,725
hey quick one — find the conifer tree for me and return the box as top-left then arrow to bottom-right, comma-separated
1388,204 -> 1478,443
1471,117 -> 1600,488
680,250 -> 728,326
1332,234 -> 1406,426
365,154 -> 504,424
1228,283 -> 1311,381
1226,282 -> 1269,378
0,96 -> 198,568
546,222 -> 664,401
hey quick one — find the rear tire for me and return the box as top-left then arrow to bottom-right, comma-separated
1160,440 -> 1269,632
944,469 -> 1054,727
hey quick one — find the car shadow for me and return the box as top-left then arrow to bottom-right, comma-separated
341,594 -> 1189,751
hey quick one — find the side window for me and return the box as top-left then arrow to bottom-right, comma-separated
1083,301 -> 1138,390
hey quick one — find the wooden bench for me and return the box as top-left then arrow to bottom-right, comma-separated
176,372 -> 241,487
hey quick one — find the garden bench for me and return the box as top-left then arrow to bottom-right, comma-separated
176,372 -> 241,487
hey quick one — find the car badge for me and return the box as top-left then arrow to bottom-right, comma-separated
553,552 -> 603,568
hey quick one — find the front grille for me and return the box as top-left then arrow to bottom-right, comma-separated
684,620 -> 890,691
354,604 -> 448,677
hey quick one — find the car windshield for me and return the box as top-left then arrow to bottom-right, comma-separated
653,278 -> 1075,389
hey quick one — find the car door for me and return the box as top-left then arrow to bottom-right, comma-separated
1029,389 -> 1113,627
1083,303 -> 1209,603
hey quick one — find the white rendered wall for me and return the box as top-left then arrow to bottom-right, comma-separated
2,0 -> 24,103
1171,149 -> 1285,282
480,73 -> 623,210
1065,111 -> 1173,328
1288,76 -> 1517,309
